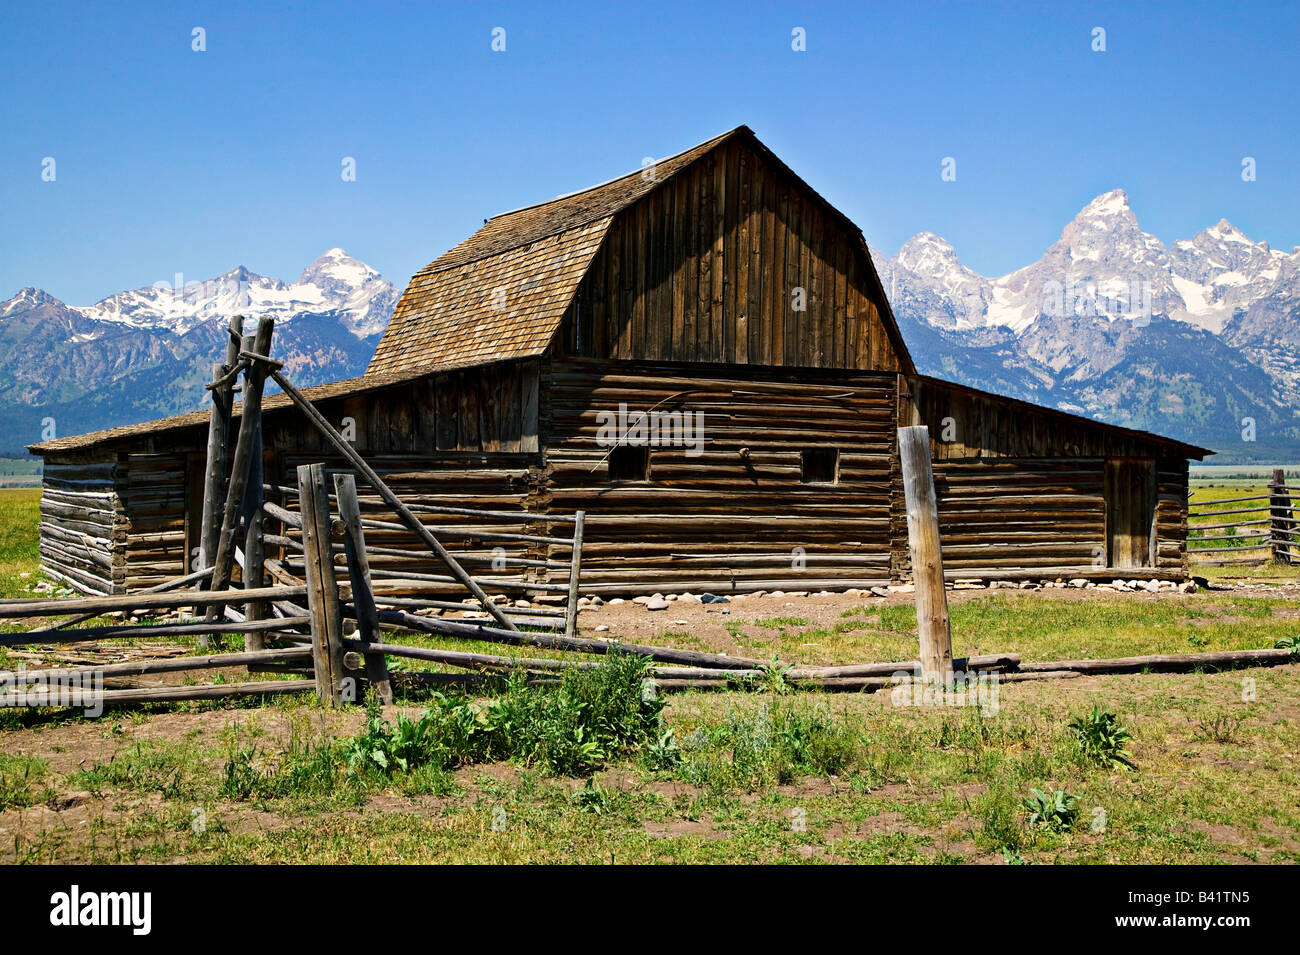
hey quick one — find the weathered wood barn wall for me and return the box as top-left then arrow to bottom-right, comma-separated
30,125 -> 1208,595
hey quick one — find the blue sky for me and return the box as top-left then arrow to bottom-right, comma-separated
2,0 -> 1296,304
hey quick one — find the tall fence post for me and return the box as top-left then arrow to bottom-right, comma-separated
240,328 -> 267,648
333,472 -> 392,704
897,425 -> 954,685
196,314 -> 244,647
207,316 -> 274,623
1270,468 -> 1293,564
298,463 -> 344,706
564,510 -> 586,638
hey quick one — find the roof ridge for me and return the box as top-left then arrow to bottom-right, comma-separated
487,125 -> 749,221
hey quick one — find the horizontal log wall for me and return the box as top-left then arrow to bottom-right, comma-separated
542,358 -> 898,592
904,375 -> 1190,579
39,458 -> 123,595
119,452 -> 189,591
559,137 -> 903,372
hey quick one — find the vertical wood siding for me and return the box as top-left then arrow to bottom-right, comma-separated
559,139 -> 904,373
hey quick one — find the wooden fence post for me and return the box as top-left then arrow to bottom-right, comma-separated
897,425 -> 954,685
298,463 -> 345,706
196,315 -> 244,647
240,329 -> 267,647
1270,468 -> 1293,564
564,510 -> 586,638
333,472 -> 392,704
198,315 -> 244,576
208,317 -> 274,622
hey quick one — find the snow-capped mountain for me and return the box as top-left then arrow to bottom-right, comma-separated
73,248 -> 396,338
873,191 -> 1300,461
0,250 -> 396,455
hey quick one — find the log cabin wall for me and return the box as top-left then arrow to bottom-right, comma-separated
540,357 -> 899,593
903,376 -> 1189,579
557,137 -> 905,373
38,455 -> 124,595
119,452 -> 189,590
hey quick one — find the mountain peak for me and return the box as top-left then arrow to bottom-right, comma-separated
897,232 -> 966,271
1076,189 -> 1133,220
2,287 -> 64,315
298,248 -> 378,287
1207,218 -> 1253,244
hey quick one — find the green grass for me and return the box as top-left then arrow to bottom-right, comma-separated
726,591 -> 1300,665
7,661 -> 1297,863
0,753 -> 53,809
0,488 -> 41,598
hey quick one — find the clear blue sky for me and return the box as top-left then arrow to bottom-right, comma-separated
2,0 -> 1296,304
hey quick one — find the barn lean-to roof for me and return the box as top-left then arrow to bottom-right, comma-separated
25,360 -> 501,454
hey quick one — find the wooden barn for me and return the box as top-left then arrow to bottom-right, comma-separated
28,126 -> 1210,596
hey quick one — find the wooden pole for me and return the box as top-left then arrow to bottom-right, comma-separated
897,425 -> 954,684
207,317 -> 274,622
1270,468 -> 1293,564
198,315 -> 244,580
564,510 -> 586,638
253,358 -> 519,632
240,330 -> 267,647
333,472 -> 392,704
195,315 -> 244,647
298,463 -> 345,706
0,584 -> 305,619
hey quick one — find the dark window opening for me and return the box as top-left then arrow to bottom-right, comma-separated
801,448 -> 839,484
609,444 -> 650,482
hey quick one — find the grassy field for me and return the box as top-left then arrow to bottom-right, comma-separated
0,487 -> 1297,864
0,489 -> 40,599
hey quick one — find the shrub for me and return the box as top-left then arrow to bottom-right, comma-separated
341,650 -> 665,779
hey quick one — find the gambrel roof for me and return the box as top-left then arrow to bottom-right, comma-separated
366,125 -> 917,376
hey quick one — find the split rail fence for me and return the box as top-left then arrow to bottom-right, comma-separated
1187,469 -> 1296,566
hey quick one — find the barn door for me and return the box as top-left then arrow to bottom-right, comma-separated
1105,458 -> 1155,569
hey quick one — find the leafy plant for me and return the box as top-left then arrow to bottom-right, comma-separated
644,728 -> 681,770
1274,635 -> 1300,656
219,745 -> 265,799
572,777 -> 609,814
1022,788 -> 1079,832
754,656 -> 793,695
1069,706 -> 1136,771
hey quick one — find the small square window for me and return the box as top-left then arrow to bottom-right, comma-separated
608,444 -> 649,482
801,448 -> 839,484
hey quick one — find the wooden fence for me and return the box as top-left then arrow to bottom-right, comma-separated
1188,468 -> 1297,566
